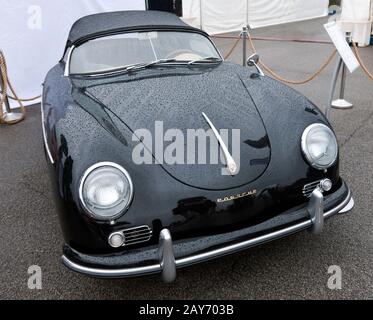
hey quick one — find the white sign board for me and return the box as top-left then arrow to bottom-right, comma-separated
324,21 -> 360,73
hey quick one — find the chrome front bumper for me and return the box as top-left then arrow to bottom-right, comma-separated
62,188 -> 354,283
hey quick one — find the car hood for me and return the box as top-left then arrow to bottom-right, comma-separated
74,64 -> 271,190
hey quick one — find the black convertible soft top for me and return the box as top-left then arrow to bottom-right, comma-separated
66,10 -> 199,47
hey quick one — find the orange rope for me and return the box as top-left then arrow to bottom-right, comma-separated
223,37 -> 241,60
352,41 -> 373,80
246,32 -> 337,85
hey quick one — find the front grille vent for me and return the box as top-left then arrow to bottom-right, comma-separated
122,225 -> 153,246
302,180 -> 322,197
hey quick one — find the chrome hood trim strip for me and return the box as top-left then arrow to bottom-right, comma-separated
201,112 -> 237,175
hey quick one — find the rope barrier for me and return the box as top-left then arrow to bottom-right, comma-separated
217,33 -> 337,85
1,33 -> 371,125
212,34 -> 332,45
246,32 -> 338,85
352,41 -> 373,80
7,94 -> 42,102
223,36 -> 241,59
219,31 -> 373,85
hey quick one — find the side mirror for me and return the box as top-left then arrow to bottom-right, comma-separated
246,53 -> 264,76
247,53 -> 259,67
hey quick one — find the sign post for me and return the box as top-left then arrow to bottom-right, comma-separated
324,22 -> 359,119
331,62 -> 353,109
331,32 -> 354,109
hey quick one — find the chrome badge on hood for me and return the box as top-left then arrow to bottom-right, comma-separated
217,189 -> 257,203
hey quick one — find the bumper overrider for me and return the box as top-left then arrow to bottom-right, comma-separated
62,180 -> 354,283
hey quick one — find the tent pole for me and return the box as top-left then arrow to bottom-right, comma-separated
199,0 -> 203,30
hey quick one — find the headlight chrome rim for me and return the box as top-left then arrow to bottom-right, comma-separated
79,162 -> 133,221
301,123 -> 338,170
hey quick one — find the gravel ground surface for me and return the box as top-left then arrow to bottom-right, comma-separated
0,17 -> 372,299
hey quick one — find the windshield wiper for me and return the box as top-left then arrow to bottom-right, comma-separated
125,59 -> 178,72
73,57 -> 220,78
187,57 -> 222,65
75,59 -> 178,77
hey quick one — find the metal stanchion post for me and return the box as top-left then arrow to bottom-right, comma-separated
241,26 -> 248,67
331,63 -> 353,109
0,72 -> 23,123
325,55 -> 343,119
1,78 -> 11,112
199,0 -> 203,30
331,33 -> 353,110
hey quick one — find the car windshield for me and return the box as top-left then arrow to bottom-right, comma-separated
69,31 -> 221,75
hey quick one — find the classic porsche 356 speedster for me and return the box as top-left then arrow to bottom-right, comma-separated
41,10 -> 354,282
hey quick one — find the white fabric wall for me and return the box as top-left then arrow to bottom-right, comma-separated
182,0 -> 329,34
339,0 -> 372,46
0,0 -> 145,108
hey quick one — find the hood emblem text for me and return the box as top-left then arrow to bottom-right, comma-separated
217,189 -> 257,203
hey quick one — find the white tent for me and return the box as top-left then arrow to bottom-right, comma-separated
182,0 -> 329,34
1,0 -> 330,107
0,0 -> 145,108
339,0 -> 372,47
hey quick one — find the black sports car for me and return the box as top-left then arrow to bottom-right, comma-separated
42,10 -> 354,282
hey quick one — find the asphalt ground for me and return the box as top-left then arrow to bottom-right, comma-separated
0,17 -> 372,299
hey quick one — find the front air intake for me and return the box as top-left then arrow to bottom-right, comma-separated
108,225 -> 153,248
302,180 -> 322,198
123,225 -> 153,246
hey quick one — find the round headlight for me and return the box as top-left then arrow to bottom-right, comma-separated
79,162 -> 133,220
301,123 -> 338,170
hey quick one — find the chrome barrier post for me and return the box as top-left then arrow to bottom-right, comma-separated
0,76 -> 11,113
331,60 -> 353,109
199,0 -> 203,30
331,32 -> 353,110
0,62 -> 24,123
241,26 -> 249,67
